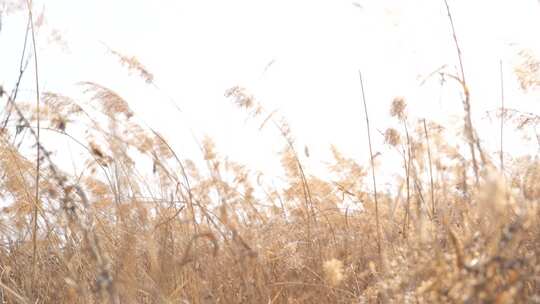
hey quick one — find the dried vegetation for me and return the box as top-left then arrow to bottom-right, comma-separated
0,1 -> 540,303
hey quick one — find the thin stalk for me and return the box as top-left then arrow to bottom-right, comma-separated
26,0 -> 40,291
499,60 -> 505,173
443,0 -> 465,82
423,119 -> 436,217
358,71 -> 382,265
402,120 -> 411,239
443,0 -> 483,184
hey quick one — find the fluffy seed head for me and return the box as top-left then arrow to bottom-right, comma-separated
390,96 -> 407,120
323,259 -> 344,286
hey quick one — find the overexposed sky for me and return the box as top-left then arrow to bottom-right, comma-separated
1,0 -> 539,180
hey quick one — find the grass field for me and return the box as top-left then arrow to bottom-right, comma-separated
1,1 -> 540,303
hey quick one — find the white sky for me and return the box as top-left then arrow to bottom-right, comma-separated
1,0 -> 539,181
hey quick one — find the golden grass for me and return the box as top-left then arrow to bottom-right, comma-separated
1,2 -> 539,303
0,76 -> 538,303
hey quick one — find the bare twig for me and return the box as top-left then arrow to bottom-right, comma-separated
1,17 -> 31,132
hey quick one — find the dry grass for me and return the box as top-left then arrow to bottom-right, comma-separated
0,76 -> 538,303
1,2 -> 540,303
